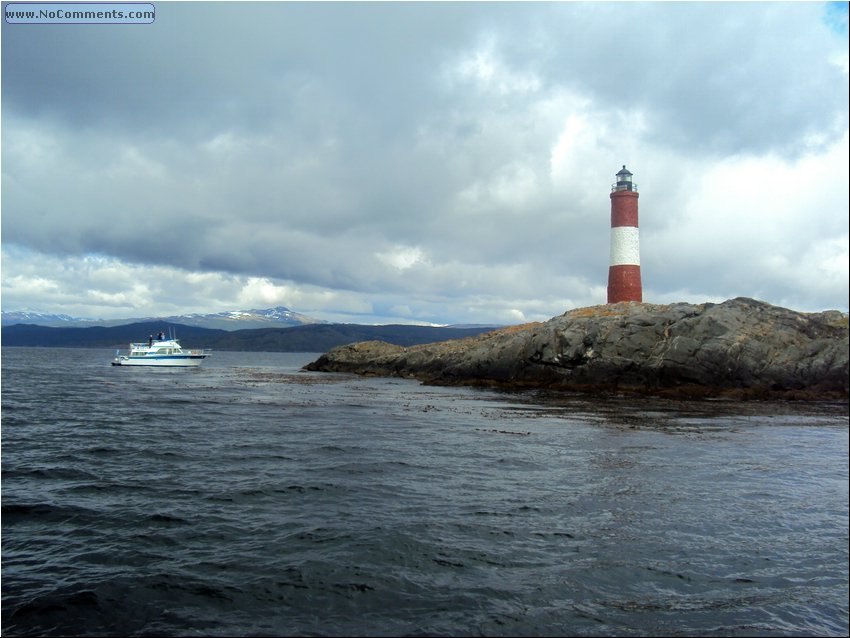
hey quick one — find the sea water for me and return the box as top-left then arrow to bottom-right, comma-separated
1,347 -> 848,636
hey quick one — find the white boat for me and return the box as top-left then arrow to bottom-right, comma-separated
112,334 -> 211,367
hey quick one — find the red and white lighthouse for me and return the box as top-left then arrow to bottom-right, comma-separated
607,165 -> 642,303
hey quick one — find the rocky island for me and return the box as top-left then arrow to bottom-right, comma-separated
304,298 -> 849,400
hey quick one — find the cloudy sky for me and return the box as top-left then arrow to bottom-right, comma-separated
2,1 -> 848,326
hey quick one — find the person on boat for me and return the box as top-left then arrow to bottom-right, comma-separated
148,335 -> 154,347
158,331 -> 165,340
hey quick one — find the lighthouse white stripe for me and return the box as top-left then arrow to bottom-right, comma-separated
609,226 -> 640,266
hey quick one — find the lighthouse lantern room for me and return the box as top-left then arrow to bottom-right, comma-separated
613,165 -> 635,192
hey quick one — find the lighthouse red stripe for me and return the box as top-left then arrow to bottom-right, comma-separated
607,265 -> 642,303
610,191 -> 639,227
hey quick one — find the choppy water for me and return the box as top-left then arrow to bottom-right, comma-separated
1,346 -> 848,637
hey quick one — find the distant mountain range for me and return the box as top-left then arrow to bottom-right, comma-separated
1,321 -> 498,353
1,306 -> 324,331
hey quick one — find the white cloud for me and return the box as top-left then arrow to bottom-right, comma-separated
375,246 -> 426,271
646,132 -> 849,310
448,32 -> 543,96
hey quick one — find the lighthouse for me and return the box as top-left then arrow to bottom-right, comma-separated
607,165 -> 642,303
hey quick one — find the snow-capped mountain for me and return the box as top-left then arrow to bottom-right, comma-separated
1,306 -> 325,331
1,311 -> 83,326
160,307 -> 325,330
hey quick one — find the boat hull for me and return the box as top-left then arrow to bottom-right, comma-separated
112,356 -> 207,367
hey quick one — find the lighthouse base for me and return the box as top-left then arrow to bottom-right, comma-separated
607,265 -> 642,303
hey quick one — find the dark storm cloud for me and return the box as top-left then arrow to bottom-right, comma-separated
2,3 -> 483,134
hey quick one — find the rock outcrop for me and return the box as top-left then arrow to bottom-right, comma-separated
304,298 -> 849,399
